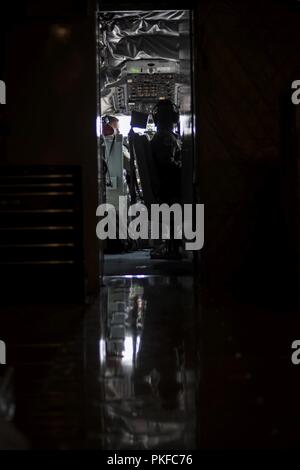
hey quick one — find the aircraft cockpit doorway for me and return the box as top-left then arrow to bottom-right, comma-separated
96,8 -> 197,449
96,9 -> 195,277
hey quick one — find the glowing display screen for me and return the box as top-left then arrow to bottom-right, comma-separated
128,67 -> 141,74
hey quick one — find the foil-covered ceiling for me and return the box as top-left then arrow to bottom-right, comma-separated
98,10 -> 188,109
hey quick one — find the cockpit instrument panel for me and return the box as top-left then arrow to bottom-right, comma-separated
113,59 -> 180,114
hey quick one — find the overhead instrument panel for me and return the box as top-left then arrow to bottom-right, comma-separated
112,60 -> 180,115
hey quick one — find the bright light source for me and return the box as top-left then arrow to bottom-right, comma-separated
96,116 -> 101,137
116,115 -> 131,135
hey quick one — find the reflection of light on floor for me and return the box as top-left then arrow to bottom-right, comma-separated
99,339 -> 106,363
136,335 -> 141,355
122,335 -> 134,366
122,334 -> 142,367
124,275 -> 147,279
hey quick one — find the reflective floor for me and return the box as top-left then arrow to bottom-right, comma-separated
0,270 -> 196,449
3,264 -> 300,448
97,275 -> 196,450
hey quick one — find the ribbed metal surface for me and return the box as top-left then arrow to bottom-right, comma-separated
0,166 -> 85,302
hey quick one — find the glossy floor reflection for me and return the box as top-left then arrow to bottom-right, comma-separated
0,272 -> 196,449
98,275 -> 196,450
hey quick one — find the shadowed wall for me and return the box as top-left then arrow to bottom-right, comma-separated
1,2 -> 99,297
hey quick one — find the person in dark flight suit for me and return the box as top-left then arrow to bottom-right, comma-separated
150,100 -> 182,258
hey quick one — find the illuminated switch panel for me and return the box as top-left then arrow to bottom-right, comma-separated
127,74 -> 176,103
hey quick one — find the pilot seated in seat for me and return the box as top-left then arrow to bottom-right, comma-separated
150,100 -> 182,259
